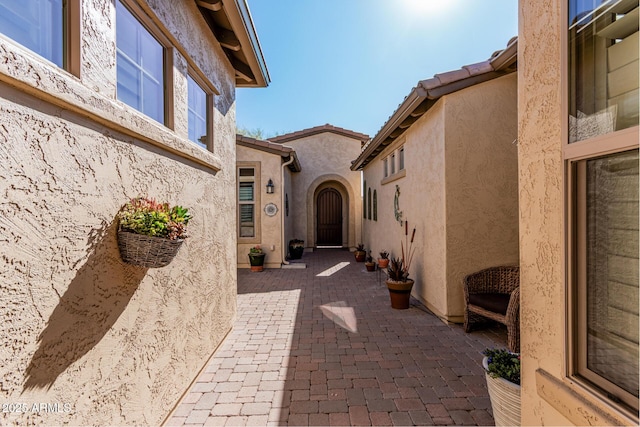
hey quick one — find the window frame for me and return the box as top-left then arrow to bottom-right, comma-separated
237,162 -> 261,243
0,0 -> 80,76
187,69 -> 214,151
115,0 -> 174,128
564,0 -> 640,414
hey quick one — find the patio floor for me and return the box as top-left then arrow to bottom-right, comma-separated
166,249 -> 507,426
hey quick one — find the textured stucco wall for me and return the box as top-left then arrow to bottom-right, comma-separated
444,74 -> 519,318
362,74 -> 518,322
285,133 -> 363,249
362,102 -> 447,317
0,1 -> 238,425
518,0 -> 570,425
236,145 -> 285,268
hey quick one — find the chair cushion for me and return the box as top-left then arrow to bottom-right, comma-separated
469,293 -> 511,315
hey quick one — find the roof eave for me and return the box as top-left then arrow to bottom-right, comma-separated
196,0 -> 270,88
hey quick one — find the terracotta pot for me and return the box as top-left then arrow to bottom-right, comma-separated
248,253 -> 265,272
482,357 -> 521,426
377,258 -> 389,269
354,250 -> 366,262
385,279 -> 414,309
365,262 -> 376,272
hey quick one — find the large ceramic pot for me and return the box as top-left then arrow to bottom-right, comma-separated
385,279 -> 414,309
482,357 -> 521,426
248,253 -> 266,272
365,262 -> 376,272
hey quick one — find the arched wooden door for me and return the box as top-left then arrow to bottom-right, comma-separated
316,188 -> 342,246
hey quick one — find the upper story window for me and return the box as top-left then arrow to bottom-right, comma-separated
0,0 -> 63,68
383,159 -> 388,177
567,0 -> 639,414
390,153 -> 396,174
188,74 -> 210,150
116,0 -> 167,125
399,147 -> 405,170
569,0 -> 639,142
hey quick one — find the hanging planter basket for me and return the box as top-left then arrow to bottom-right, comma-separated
117,230 -> 184,268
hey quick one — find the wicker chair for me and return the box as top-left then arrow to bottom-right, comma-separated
463,266 -> 520,352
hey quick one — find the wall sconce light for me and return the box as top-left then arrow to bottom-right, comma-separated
266,179 -> 275,194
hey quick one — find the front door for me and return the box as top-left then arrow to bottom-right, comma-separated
316,188 -> 342,246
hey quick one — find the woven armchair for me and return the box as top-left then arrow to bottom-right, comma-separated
463,266 -> 520,352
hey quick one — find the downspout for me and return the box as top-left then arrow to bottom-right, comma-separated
280,156 -> 295,265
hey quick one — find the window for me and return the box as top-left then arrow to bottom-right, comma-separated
569,0 -> 639,142
373,190 -> 377,221
383,158 -> 388,177
567,0 -> 639,413
116,0 -> 167,125
238,167 -> 256,238
367,188 -> 372,220
0,0 -> 64,68
399,147 -> 405,170
391,153 -> 396,174
363,181 -> 367,219
187,74 -> 210,149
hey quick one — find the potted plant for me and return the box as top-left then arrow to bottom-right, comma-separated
482,348 -> 521,426
248,245 -> 266,272
354,243 -> 366,262
385,222 -> 416,309
377,250 -> 390,268
117,197 -> 192,268
365,251 -> 376,272
288,239 -> 304,260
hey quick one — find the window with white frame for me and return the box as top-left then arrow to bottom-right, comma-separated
568,0 -> 639,412
187,74 -> 209,149
238,167 -> 256,238
116,0 -> 166,125
0,0 -> 64,68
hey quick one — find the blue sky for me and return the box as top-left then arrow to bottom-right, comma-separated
236,1 -> 518,138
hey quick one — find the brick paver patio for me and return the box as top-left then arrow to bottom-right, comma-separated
166,250 -> 507,426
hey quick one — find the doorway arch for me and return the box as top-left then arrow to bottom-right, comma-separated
316,188 -> 342,246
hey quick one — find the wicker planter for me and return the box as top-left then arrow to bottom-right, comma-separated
248,253 -> 266,272
377,258 -> 389,269
385,279 -> 414,309
117,230 -> 183,268
483,357 -> 521,426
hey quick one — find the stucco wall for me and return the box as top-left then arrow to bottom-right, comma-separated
518,1 -> 637,425
362,74 -> 518,322
444,73 -> 519,317
0,1 -> 238,425
236,145 -> 285,268
285,132 -> 363,249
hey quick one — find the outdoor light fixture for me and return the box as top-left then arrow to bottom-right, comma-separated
266,179 -> 274,194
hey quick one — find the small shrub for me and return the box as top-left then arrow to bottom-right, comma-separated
483,348 -> 520,385
118,197 -> 192,240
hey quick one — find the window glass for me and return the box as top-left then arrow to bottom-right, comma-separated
581,150 -> 639,402
116,0 -> 165,124
383,158 -> 388,177
188,75 -> 208,149
239,168 -> 254,177
391,153 -> 396,174
399,147 -> 405,170
0,0 -> 64,67
569,0 -> 639,142
373,190 -> 377,221
367,188 -> 372,220
363,181 -> 367,219
239,204 -> 254,237
239,182 -> 254,202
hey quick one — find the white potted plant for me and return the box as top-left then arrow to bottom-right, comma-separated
482,348 -> 521,426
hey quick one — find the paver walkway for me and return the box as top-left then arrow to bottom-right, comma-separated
166,250 -> 507,426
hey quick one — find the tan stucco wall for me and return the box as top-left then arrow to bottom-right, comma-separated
363,74 -> 518,322
236,145 -> 286,268
285,133 -> 363,249
0,1 -> 238,425
444,73 -> 520,317
519,1 -> 636,425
